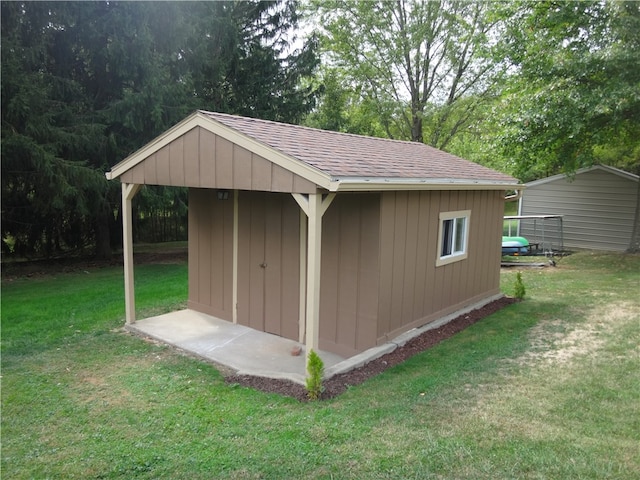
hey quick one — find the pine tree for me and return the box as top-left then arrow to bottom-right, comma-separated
2,1 -> 319,258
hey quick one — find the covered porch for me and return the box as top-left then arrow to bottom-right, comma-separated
127,309 -> 374,385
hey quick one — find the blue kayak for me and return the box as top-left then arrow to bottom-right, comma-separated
502,236 -> 530,256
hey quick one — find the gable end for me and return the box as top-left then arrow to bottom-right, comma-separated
117,126 -> 318,194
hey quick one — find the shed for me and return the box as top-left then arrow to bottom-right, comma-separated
518,165 -> 639,253
106,111 -> 520,358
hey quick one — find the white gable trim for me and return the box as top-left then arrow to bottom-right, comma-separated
106,111 -> 333,189
525,165 -> 639,188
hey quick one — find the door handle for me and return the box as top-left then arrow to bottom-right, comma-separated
259,262 -> 267,268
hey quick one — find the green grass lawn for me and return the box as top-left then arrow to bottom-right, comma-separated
2,252 -> 639,479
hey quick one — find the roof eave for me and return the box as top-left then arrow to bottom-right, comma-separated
329,177 -> 523,192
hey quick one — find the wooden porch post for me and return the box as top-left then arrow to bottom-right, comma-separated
122,182 -> 142,324
232,189 -> 239,324
306,193 -> 322,352
292,192 -> 335,354
298,210 -> 307,343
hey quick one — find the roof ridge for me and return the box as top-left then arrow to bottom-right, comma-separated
198,110 -> 442,150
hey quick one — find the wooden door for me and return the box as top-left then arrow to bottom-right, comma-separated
237,192 -> 300,340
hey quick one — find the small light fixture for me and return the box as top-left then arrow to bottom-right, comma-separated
217,189 -> 230,200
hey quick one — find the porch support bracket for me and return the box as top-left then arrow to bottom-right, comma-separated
292,192 -> 335,356
122,182 -> 142,324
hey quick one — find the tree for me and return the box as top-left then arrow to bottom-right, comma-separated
1,2 -> 110,257
2,1 -> 320,258
496,1 -> 640,251
311,0 -> 507,148
184,0 -> 320,123
2,2 -> 198,258
497,1 -> 639,177
304,68 -> 387,137
64,1 -> 195,257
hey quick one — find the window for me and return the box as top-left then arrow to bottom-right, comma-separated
436,210 -> 470,266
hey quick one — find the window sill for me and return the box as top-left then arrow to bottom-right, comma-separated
436,252 -> 468,267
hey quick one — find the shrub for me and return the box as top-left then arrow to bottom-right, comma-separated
514,271 -> 526,300
305,349 -> 325,401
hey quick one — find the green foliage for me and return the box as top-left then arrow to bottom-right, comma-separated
134,187 -> 188,243
514,271 -> 526,300
1,1 -> 319,259
184,1 -> 320,124
1,1 -> 190,258
304,68 -> 388,137
305,349 -> 324,401
496,1 -> 640,181
310,0 -> 506,147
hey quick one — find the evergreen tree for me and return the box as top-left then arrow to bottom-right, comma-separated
184,1 -> 319,123
1,1 -> 319,258
1,2 -> 108,256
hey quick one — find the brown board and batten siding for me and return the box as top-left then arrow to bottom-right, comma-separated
377,189 -> 504,345
317,189 -> 505,357
319,193 -> 381,357
119,126 -> 318,194
520,166 -> 638,252
189,189 -> 302,341
188,188 -> 234,320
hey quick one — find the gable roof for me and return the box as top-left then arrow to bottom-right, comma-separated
107,110 -> 520,192
525,164 -> 639,188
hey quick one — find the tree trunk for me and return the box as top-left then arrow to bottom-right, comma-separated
411,110 -> 423,143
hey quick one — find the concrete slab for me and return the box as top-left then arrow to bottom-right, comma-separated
128,295 -> 504,386
128,310 -> 345,385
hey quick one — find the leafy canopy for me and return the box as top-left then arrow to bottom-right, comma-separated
497,0 -> 640,181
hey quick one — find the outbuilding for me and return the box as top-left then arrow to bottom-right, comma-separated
107,111 -> 520,358
518,165 -> 639,253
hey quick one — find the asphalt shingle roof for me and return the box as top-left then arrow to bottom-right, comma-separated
201,110 -> 517,184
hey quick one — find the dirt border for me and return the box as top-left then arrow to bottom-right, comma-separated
226,296 -> 517,401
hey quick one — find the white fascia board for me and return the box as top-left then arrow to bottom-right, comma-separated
106,111 -> 332,189
525,164 -> 638,188
589,164 -> 638,182
329,177 -> 522,192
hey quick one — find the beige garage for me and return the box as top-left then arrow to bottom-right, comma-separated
107,111 -> 520,358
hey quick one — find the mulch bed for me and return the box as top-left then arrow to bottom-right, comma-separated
226,296 -> 517,401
